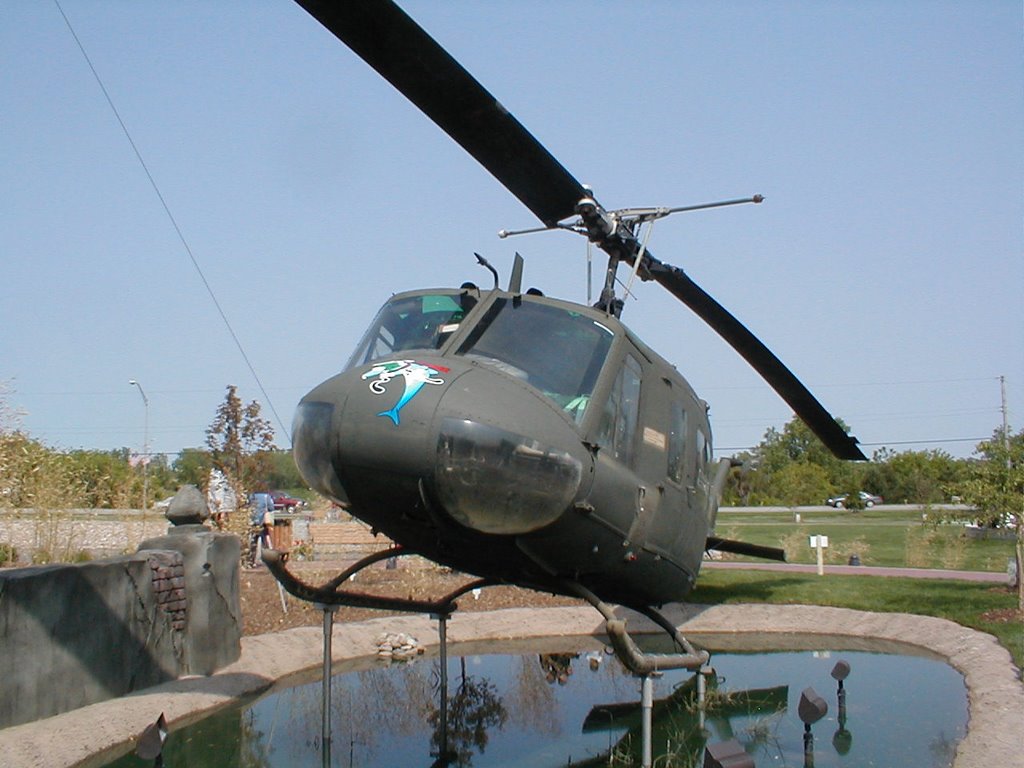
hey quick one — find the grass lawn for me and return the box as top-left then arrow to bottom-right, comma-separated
714,508 -> 1016,572
690,568 -> 1023,669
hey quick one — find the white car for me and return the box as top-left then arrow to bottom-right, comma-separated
826,491 -> 883,509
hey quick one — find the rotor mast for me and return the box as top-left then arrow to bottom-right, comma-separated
572,194 -> 765,317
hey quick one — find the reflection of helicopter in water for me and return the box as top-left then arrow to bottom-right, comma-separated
578,673 -> 788,768
268,0 -> 866,669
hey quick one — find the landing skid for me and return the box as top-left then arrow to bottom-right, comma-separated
263,548 -> 708,675
263,548 -> 710,768
261,547 -> 495,616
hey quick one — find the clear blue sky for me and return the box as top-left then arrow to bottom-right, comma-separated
2,1 -> 1021,462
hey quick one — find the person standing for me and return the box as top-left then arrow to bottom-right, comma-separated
247,491 -> 275,566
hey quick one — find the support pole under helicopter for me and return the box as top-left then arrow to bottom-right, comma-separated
640,673 -> 654,768
431,611 -> 451,765
317,603 -> 338,768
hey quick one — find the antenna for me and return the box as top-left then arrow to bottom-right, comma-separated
508,253 -> 524,293
474,253 -> 499,289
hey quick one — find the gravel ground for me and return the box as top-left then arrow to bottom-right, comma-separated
239,562 -> 580,635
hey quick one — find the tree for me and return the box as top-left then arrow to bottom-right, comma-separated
757,418 -> 851,477
428,657 -> 508,764
205,385 -> 276,496
863,448 -> 967,505
0,382 -> 84,510
770,462 -> 835,507
725,416 -> 862,505
173,447 -> 214,489
950,427 -> 1023,608
724,415 -> 978,508
0,431 -> 83,510
263,449 -> 306,492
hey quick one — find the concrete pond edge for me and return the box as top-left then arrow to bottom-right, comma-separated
1,603 -> 1020,768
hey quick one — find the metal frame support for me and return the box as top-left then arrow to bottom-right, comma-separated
316,603 -> 339,768
262,548 -> 495,614
640,674 -> 654,768
557,578 -> 709,675
430,611 -> 452,765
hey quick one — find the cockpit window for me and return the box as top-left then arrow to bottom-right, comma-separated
456,298 -> 614,423
345,292 -> 470,369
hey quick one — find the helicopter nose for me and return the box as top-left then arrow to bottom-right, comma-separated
434,417 -> 583,535
292,359 -> 590,537
292,360 -> 451,509
292,399 -> 349,504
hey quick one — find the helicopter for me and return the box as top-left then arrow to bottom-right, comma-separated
270,0 -> 866,670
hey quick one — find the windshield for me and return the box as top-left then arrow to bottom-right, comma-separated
456,298 -> 614,423
345,292 -> 472,369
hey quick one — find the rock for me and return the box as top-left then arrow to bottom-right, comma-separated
165,485 -> 210,526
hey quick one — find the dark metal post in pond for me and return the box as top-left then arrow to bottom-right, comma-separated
432,612 -> 451,764
798,687 -> 828,768
317,604 -> 338,768
831,660 -> 853,755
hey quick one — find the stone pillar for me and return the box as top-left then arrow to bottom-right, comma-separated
138,485 -> 242,676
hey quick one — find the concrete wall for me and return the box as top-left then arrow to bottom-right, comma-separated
0,509 -> 170,563
0,528 -> 241,730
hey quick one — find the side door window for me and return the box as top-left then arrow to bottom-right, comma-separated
696,428 -> 710,477
597,354 -> 642,466
667,400 -> 688,484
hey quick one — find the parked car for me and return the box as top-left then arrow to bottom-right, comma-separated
826,491 -> 883,509
269,491 -> 304,512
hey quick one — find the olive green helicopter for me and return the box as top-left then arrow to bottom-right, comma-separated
267,0 -> 866,672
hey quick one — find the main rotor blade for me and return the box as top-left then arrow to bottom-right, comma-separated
643,256 -> 867,461
295,0 -> 865,461
295,0 -> 586,227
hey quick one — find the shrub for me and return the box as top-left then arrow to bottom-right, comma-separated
0,543 -> 17,566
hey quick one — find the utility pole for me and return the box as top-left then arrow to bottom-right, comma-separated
1000,375 -> 1010,469
129,379 -> 150,511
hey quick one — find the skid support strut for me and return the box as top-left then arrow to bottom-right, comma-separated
262,547 -> 495,614
557,578 -> 708,674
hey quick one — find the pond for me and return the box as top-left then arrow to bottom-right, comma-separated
105,639 -> 966,767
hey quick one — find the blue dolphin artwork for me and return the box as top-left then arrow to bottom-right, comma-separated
361,360 -> 449,425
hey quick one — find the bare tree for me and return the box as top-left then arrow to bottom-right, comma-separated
205,385 -> 276,497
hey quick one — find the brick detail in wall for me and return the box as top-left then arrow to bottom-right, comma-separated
147,551 -> 186,631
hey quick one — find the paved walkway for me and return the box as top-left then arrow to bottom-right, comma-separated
0,604 -> 1020,768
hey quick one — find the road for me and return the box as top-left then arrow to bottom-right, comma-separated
720,503 -> 973,514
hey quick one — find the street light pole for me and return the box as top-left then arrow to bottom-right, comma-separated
129,379 -> 150,511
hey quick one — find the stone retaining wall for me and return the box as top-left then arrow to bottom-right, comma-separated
0,509 -> 172,563
0,526 -> 242,730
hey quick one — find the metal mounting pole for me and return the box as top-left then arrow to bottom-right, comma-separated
432,612 -> 451,762
697,666 -> 708,732
318,604 -> 338,768
640,674 -> 653,768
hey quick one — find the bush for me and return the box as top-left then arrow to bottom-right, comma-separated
0,543 -> 17,566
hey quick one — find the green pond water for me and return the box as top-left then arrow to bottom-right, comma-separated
105,643 -> 966,767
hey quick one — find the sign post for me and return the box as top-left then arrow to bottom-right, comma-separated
809,535 -> 829,576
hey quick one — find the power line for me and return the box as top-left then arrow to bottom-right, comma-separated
703,375 -> 1006,392
716,435 -> 990,455
54,1 -> 291,445
858,437 -> 989,447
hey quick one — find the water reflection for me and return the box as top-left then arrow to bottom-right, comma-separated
106,645 -> 966,768
429,656 -> 508,766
